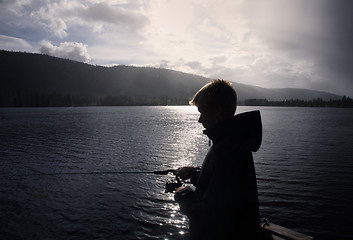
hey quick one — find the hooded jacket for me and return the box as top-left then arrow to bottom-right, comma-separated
175,110 -> 262,240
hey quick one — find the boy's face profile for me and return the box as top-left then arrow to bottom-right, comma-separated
197,103 -> 222,129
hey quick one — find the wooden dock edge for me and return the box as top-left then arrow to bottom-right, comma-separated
260,219 -> 313,240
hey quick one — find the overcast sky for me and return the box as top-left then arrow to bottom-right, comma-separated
1,0 -> 352,96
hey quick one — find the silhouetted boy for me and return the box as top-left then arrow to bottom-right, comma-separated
174,79 -> 262,240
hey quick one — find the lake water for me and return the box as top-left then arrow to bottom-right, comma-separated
0,106 -> 352,240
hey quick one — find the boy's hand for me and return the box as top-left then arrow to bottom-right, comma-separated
175,166 -> 197,180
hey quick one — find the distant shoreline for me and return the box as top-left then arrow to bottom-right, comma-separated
242,97 -> 353,108
1,95 -> 352,108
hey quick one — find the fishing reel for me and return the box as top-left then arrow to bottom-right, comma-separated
165,176 -> 183,193
163,167 -> 199,193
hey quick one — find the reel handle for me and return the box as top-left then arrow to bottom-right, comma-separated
165,175 -> 183,193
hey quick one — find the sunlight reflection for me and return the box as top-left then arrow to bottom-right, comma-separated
165,106 -> 208,169
163,201 -> 188,228
135,106 -> 206,238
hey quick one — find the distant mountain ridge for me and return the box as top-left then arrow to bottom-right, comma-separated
0,50 -> 341,107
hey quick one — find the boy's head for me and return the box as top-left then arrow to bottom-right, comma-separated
190,79 -> 237,129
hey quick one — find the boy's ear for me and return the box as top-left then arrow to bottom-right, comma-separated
213,104 -> 224,119
214,103 -> 232,122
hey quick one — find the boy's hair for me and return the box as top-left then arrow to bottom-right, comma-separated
190,79 -> 237,116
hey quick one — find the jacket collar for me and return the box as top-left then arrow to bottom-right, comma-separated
203,117 -> 233,144
203,110 -> 262,152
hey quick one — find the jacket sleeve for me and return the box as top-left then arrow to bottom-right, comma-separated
174,146 -> 227,218
174,187 -> 200,216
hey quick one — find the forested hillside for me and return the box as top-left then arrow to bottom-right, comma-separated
1,50 -> 343,107
1,50 -> 211,106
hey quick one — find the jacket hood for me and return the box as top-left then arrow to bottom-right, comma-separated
203,110 -> 262,152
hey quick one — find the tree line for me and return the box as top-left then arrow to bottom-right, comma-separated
0,91 -> 189,107
1,91 -> 353,108
244,96 -> 353,108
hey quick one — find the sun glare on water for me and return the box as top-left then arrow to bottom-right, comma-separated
165,106 -> 208,169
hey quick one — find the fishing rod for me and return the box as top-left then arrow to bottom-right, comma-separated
6,169 -> 189,193
6,169 -> 176,177
38,169 -> 177,176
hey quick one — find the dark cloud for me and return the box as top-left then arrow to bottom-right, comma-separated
317,0 -> 353,95
185,61 -> 202,70
79,2 -> 149,31
239,0 -> 353,96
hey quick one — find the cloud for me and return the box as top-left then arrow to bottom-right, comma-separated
315,1 -> 353,96
236,0 -> 353,95
0,34 -> 33,51
31,1 -> 148,38
30,1 -> 82,38
0,0 -> 32,16
80,2 -> 148,30
39,40 -> 90,62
